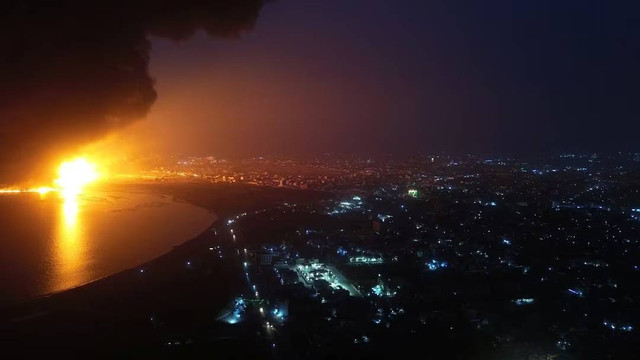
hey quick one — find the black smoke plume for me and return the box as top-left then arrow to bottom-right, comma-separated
0,0 -> 265,183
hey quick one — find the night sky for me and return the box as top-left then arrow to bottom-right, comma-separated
1,0 -> 639,182
148,0 -> 640,157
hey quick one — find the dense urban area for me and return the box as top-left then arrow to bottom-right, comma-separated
4,153 -> 640,359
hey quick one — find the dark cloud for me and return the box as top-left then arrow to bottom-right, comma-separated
0,0 -> 265,183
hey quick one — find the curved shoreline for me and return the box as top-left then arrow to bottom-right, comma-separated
0,183 -> 328,315
29,214 -> 218,305
0,189 -> 217,308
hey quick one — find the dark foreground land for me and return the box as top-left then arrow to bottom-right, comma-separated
0,183 -> 327,358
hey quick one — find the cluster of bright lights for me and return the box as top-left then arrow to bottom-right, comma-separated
371,283 -> 397,298
427,259 -> 448,271
603,320 -> 633,332
296,263 -> 360,296
512,298 -> 535,306
349,256 -> 384,264
222,297 -> 246,324
272,307 -> 284,319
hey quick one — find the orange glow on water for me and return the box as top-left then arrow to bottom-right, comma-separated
53,191 -> 85,292
52,158 -> 97,292
62,193 -> 79,227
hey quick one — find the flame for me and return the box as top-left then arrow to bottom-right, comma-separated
0,158 -> 99,198
36,187 -> 54,195
0,189 -> 22,194
54,158 -> 99,198
0,186 -> 54,195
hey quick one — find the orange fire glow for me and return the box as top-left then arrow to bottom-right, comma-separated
54,158 -> 99,198
0,157 -> 101,197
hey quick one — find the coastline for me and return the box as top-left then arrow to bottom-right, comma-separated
27,215 -> 219,306
0,182 -> 327,312
0,182 -> 329,356
0,186 -> 216,308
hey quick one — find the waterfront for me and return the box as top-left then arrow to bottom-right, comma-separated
0,187 -> 215,304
